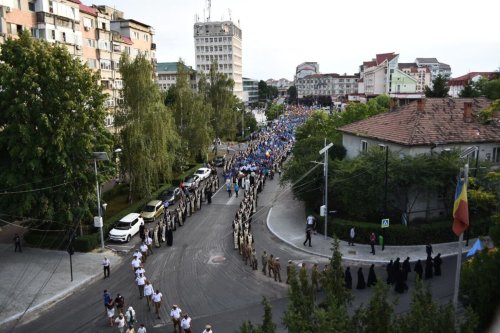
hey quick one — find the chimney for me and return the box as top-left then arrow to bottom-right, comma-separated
417,99 -> 425,112
463,102 -> 473,121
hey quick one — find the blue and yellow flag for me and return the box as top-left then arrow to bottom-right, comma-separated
452,177 -> 469,236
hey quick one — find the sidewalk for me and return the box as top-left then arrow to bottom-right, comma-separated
0,243 -> 121,328
267,185 -> 475,264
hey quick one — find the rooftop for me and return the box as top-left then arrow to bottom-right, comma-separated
338,98 -> 498,146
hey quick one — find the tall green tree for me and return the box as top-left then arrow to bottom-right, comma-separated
458,80 -> 481,98
116,54 -> 179,200
350,282 -> 395,333
287,85 -> 298,104
283,265 -> 315,332
168,60 -> 213,163
425,74 -> 450,97
0,31 -> 111,228
207,61 -> 238,141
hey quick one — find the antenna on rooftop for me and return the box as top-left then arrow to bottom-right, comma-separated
228,8 -> 232,21
206,0 -> 211,22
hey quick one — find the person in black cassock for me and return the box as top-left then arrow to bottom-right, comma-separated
344,267 -> 352,289
433,253 -> 442,276
393,257 -> 401,274
386,260 -> 394,284
402,257 -> 411,281
356,267 -> 366,290
414,259 -> 423,280
394,266 -> 408,294
367,264 -> 377,287
424,255 -> 433,280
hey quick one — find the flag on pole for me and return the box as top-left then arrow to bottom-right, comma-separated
452,177 -> 469,236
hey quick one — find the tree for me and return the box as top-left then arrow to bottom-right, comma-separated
0,31 -> 112,228
425,74 -> 450,97
168,60 -> 213,163
116,54 -> 179,200
258,80 -> 269,102
283,265 -> 315,332
458,80 -> 481,98
287,86 -> 298,104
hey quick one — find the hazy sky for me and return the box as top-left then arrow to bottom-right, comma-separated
95,0 -> 500,81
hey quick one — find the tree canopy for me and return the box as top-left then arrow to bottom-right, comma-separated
116,54 -> 179,200
0,31 -> 112,228
425,74 -> 450,97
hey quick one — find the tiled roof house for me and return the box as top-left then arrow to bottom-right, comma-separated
339,98 -> 500,163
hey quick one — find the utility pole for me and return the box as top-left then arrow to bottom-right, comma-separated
319,141 -> 333,240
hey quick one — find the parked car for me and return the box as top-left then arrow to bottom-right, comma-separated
183,175 -> 200,191
213,155 -> 226,167
194,167 -> 211,181
158,187 -> 182,205
140,200 -> 164,223
109,213 -> 143,243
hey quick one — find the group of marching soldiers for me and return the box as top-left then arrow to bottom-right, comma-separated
232,184 -> 258,269
140,167 -> 220,248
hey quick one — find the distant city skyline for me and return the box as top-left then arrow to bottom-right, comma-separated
96,0 -> 500,81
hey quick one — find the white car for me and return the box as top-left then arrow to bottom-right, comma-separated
183,175 -> 200,191
109,213 -> 143,243
194,167 -> 211,181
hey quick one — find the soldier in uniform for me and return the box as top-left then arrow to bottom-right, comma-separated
261,251 -> 268,275
273,257 -> 282,282
238,232 -> 245,255
286,260 -> 293,284
251,248 -> 258,270
268,254 -> 275,278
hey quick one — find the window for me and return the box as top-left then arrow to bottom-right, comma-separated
144,34 -> 149,41
28,1 -> 35,11
493,147 -> 500,163
361,140 -> 368,152
100,59 -> 111,70
86,59 -> 96,68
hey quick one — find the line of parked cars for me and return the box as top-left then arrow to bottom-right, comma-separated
109,161 -> 225,243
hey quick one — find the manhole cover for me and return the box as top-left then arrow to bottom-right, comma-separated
210,255 -> 226,264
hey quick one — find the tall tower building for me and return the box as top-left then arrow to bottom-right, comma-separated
194,19 -> 242,99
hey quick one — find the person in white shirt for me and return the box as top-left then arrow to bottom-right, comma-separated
180,313 -> 192,333
102,257 -> 111,278
124,306 -> 135,328
143,280 -> 154,310
152,290 -> 163,319
349,227 -> 356,246
169,304 -> 182,333
137,323 -> 146,333
202,324 -> 213,333
145,236 -> 153,255
133,249 -> 143,261
139,243 -> 148,263
114,313 -> 125,333
136,273 -> 146,299
131,256 -> 142,273
135,266 -> 146,278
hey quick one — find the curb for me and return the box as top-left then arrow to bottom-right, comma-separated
266,207 -> 473,265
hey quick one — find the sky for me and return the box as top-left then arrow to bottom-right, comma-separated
95,0 -> 500,81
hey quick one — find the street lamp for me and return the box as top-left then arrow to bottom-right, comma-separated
313,141 -> 334,239
114,148 -> 122,183
92,151 -> 109,252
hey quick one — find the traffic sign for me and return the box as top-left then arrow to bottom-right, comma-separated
381,218 -> 390,228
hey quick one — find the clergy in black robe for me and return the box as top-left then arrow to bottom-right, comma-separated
367,264 -> 377,287
344,267 -> 352,289
433,253 -> 442,276
394,267 -> 408,294
356,267 -> 366,290
424,255 -> 433,280
414,260 -> 423,280
386,260 -> 394,284
402,257 -> 411,281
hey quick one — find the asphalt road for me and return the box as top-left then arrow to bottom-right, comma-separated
13,168 -> 461,333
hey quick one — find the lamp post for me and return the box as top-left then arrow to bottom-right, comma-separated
318,141 -> 333,239
92,152 -> 109,252
114,148 -> 122,182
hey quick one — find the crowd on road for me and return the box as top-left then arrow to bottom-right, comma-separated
101,168 -> 222,332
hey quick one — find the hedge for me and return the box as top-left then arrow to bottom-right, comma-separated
311,211 -> 491,245
23,230 -> 67,250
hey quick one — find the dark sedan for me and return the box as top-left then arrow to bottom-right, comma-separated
213,155 -> 226,167
158,187 -> 182,205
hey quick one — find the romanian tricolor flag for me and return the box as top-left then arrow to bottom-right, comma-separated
452,177 -> 469,236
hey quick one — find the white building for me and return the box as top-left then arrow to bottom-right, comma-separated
194,20 -> 243,99
266,78 -> 292,97
415,58 -> 452,80
448,72 -> 498,98
296,73 -> 358,99
295,62 -> 319,81
156,62 -> 197,92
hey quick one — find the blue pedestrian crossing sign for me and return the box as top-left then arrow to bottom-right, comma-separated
381,218 -> 390,228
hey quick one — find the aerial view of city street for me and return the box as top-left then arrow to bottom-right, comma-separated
0,0 -> 499,332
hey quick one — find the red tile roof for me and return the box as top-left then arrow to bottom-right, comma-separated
121,36 -> 133,45
79,3 -> 97,16
448,72 -> 499,86
338,98 -> 498,146
376,52 -> 397,65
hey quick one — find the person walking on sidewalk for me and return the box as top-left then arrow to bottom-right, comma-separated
102,257 -> 111,278
136,273 -> 146,299
348,227 -> 355,246
181,313 -> 192,333
137,324 -> 146,333
378,234 -> 385,251
227,181 -> 232,197
125,306 -> 136,329
369,232 -> 376,255
143,280 -> 154,311
13,233 -> 22,252
303,227 -> 312,247
234,182 -> 239,198
115,293 -> 125,315
426,243 -> 433,257
170,304 -> 182,333
306,215 -> 316,233
114,313 -> 126,333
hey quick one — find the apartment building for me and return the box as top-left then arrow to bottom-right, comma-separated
266,78 -> 292,97
415,58 -> 452,80
295,73 -> 359,99
295,62 -> 319,81
194,19 -> 243,99
448,72 -> 499,98
358,52 -> 418,97
398,62 -> 432,93
0,0 -> 155,129
156,61 -> 197,92
243,77 -> 258,105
